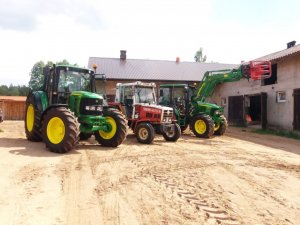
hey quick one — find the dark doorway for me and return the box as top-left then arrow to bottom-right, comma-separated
249,95 -> 261,123
228,95 -> 244,126
294,89 -> 300,130
246,93 -> 267,129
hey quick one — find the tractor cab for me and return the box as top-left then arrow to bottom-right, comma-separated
115,81 -> 156,118
43,65 -> 96,105
159,84 -> 196,131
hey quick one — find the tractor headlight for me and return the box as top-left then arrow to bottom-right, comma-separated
134,112 -> 139,119
85,105 -> 102,111
96,106 -> 103,111
214,110 -> 222,115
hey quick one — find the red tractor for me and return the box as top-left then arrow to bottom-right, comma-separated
109,81 -> 181,144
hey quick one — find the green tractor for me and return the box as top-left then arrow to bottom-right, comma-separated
159,61 -> 272,138
25,64 -> 127,153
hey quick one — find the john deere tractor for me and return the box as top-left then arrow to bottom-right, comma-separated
159,61 -> 272,138
25,64 -> 127,153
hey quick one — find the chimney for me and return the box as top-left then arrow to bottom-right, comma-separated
287,41 -> 296,49
176,57 -> 180,63
120,50 -> 127,60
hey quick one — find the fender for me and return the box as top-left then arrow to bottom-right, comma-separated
27,91 -> 48,112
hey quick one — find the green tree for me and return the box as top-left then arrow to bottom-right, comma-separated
56,59 -> 78,66
194,47 -> 207,62
0,85 -> 9,95
18,85 -> 30,96
28,61 -> 45,91
56,59 -> 70,66
8,84 -> 19,96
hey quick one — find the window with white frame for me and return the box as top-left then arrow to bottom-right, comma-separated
276,91 -> 286,103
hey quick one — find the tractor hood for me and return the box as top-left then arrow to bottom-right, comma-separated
197,101 -> 222,110
70,91 -> 104,100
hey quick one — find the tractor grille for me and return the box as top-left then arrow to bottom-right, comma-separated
80,98 -> 103,116
162,109 -> 173,123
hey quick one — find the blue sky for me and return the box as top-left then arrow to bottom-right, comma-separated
0,0 -> 299,86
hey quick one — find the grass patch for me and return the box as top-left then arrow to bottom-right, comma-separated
252,129 -> 300,140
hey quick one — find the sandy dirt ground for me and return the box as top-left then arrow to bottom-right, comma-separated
0,121 -> 300,225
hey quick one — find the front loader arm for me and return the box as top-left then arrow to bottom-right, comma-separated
195,61 -> 271,102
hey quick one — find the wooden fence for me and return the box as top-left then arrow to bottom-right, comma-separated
0,97 -> 26,120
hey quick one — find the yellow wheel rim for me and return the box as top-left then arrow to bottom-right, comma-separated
99,116 -> 117,140
214,123 -> 220,131
195,119 -> 206,134
47,117 -> 65,144
138,127 -> 149,140
26,104 -> 34,132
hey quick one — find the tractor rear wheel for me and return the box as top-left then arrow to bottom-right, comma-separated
94,108 -> 127,147
214,115 -> 228,136
135,123 -> 155,144
190,114 -> 214,138
163,123 -> 181,142
42,107 -> 79,153
24,96 -> 42,142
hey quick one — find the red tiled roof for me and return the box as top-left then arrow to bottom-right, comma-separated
255,44 -> 300,62
88,57 -> 237,82
0,96 -> 26,102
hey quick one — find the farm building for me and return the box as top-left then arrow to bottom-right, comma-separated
0,96 -> 26,120
210,41 -> 300,131
88,50 -> 237,102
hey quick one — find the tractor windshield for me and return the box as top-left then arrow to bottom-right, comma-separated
159,86 -> 187,106
58,69 -> 91,92
135,86 -> 156,104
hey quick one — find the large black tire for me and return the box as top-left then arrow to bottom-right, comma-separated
135,123 -> 155,144
214,115 -> 228,136
163,123 -> 181,142
189,114 -> 214,138
42,107 -> 80,153
79,132 -> 93,140
94,108 -> 127,147
24,96 -> 42,142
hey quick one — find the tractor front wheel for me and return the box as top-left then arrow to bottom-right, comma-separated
135,123 -> 155,144
190,114 -> 214,138
94,109 -> 127,147
214,115 -> 228,136
24,96 -> 42,142
163,123 -> 181,142
42,107 -> 79,153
